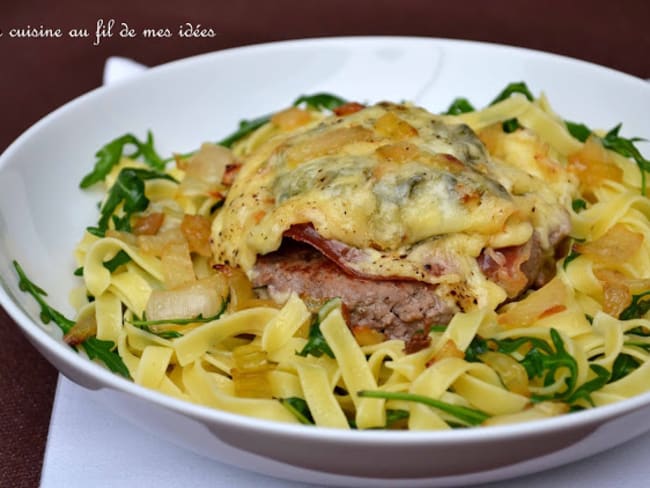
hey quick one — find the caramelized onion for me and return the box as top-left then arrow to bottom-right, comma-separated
574,223 -> 644,266
498,276 -> 568,328
144,276 -> 226,321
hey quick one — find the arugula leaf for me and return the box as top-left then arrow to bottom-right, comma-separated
501,119 -> 521,133
128,299 -> 229,339
489,81 -> 534,106
619,291 -> 650,320
280,397 -> 315,425
465,335 -> 491,362
13,260 -> 131,378
562,237 -> 585,270
296,316 -> 334,359
564,364 -> 610,406
88,168 -> 176,236
565,121 -> 592,143
136,326 -> 184,339
564,120 -> 650,195
73,249 -> 132,277
385,409 -> 410,427
82,337 -> 131,378
80,131 -> 165,188
296,299 -> 339,359
563,249 -> 581,270
103,250 -> 132,272
14,260 -> 74,333
602,124 -> 650,195
572,198 -> 588,212
293,93 -> 347,111
475,329 -> 604,404
218,115 -> 272,148
444,97 -> 476,115
489,81 -> 534,133
357,390 -> 490,426
524,329 -> 578,399
610,354 -> 641,382
428,324 -> 448,333
129,299 -> 229,328
217,92 -> 348,149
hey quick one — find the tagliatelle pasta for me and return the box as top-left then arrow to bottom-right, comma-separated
14,85 -> 650,431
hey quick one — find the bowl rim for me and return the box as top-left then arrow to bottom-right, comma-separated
2,35 -> 650,445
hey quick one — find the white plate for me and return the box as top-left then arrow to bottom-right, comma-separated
1,37 -> 649,487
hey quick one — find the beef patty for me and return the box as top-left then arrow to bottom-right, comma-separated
252,244 -> 457,347
250,227 -> 559,353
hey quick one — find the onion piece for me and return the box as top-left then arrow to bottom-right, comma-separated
231,343 -> 274,399
498,276 -> 568,328
145,276 -> 226,322
351,325 -> 386,346
567,136 -> 623,194
132,212 -> 165,236
161,241 -> 195,289
64,308 -> 97,346
574,223 -> 644,266
180,214 -> 212,257
137,228 -> 186,257
478,351 -> 529,396
271,107 -> 312,131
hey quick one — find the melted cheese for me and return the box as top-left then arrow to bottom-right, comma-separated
212,103 -> 576,309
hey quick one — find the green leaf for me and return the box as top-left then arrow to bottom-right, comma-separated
465,335 -> 490,362
128,299 -> 229,339
502,118 -> 521,133
217,92 -> 348,149
296,299 -> 340,359
572,198 -> 588,212
292,93 -> 347,111
80,131 -> 165,188
385,409 -> 410,427
565,121 -> 592,142
14,260 -> 75,334
563,121 -> 649,195
13,260 -> 131,379
610,354 -> 641,382
563,249 -> 581,270
564,364 -> 610,406
280,397 -> 315,425
90,168 -> 176,236
428,324 -> 448,333
601,124 -> 650,195
479,329 -> 591,404
444,97 -> 475,115
82,337 -> 132,379
103,250 -> 132,272
562,237 -> 585,270
357,390 -> 490,426
296,317 -> 334,359
129,299 -> 229,328
218,115 -> 272,149
619,291 -> 650,320
489,82 -> 534,134
489,81 -> 534,105
137,326 -> 184,339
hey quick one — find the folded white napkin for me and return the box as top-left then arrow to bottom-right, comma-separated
39,57 -> 650,488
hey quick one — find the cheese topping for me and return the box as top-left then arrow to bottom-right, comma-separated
212,102 -> 576,310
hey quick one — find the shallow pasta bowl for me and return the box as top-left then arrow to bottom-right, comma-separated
1,37 -> 650,487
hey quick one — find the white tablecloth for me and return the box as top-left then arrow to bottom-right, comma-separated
40,375 -> 650,487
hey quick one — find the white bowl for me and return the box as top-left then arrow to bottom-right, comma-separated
1,37 -> 649,487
